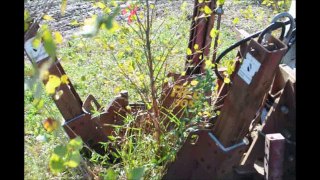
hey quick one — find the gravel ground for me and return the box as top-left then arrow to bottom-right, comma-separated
25,0 -> 275,39
25,0 -> 195,39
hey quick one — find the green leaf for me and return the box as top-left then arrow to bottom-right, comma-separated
108,136 -> 116,141
80,7 -> 120,37
49,154 -> 65,174
104,168 -> 118,180
127,167 -> 145,180
54,145 -> 67,157
217,0 -> 225,6
204,5 -> 212,15
42,26 -> 56,59
68,136 -> 83,150
36,98 -> 44,109
24,10 -> 30,32
101,6 -> 120,29
65,151 -> 81,168
61,0 -> 67,16
198,0 -> 204,3
25,22 -> 29,32
24,10 -> 30,21
186,48 -> 192,55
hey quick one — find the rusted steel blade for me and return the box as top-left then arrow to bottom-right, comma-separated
163,129 -> 248,179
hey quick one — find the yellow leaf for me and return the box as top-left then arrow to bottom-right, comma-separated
218,39 -> 222,45
233,17 -> 240,25
210,28 -> 219,38
191,80 -> 199,86
60,75 -> 69,84
95,2 -> 106,9
114,87 -> 121,94
77,42 -> 84,48
126,105 -> 132,111
61,0 -> 67,16
84,15 -> 97,26
181,71 -> 186,76
224,77 -> 231,84
204,6 -> 212,15
64,160 -> 77,168
203,111 -> 211,116
32,38 -> 41,49
171,49 -> 179,54
194,44 -> 199,50
45,75 -> 61,94
104,7 -> 112,14
198,0 -> 204,3
109,44 -> 115,50
205,60 -> 213,69
70,20 -> 80,26
43,118 -> 59,132
107,21 -> 120,34
43,15 -> 54,21
187,48 -> 192,55
54,32 -> 63,44
183,82 -> 188,86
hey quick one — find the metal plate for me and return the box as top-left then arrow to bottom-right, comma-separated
24,37 -> 49,63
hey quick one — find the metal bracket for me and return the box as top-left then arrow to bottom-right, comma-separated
208,132 -> 249,153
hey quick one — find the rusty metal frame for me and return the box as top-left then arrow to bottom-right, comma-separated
24,2 -> 296,178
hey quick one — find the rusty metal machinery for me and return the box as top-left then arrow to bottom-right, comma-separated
25,0 -> 296,179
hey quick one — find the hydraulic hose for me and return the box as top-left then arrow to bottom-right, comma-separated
214,19 -> 293,81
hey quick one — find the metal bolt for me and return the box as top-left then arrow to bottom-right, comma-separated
281,105 -> 289,114
243,137 -> 250,145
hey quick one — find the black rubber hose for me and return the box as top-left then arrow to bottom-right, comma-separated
258,21 -> 285,43
214,21 -> 289,81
